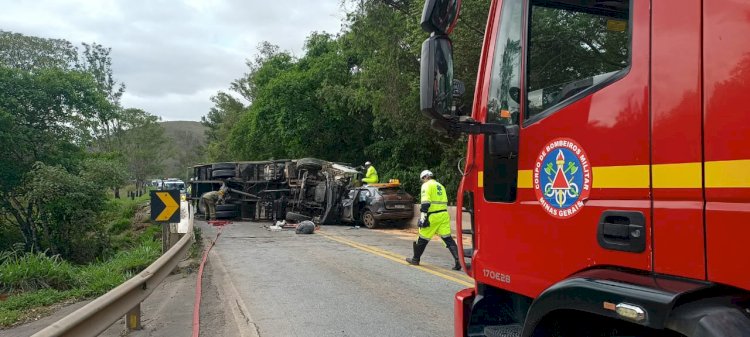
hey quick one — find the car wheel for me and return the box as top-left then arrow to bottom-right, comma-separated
362,210 -> 378,229
286,211 -> 312,222
215,211 -> 237,219
297,158 -> 324,170
216,204 -> 237,212
212,163 -> 236,170
212,169 -> 235,179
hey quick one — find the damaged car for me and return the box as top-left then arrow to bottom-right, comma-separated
340,180 -> 414,229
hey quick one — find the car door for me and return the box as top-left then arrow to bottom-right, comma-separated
341,190 -> 357,222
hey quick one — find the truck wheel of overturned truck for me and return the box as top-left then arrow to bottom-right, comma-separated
286,211 -> 312,222
212,169 -> 236,179
215,211 -> 237,219
362,210 -> 378,229
216,204 -> 237,212
212,163 -> 236,170
296,158 -> 324,170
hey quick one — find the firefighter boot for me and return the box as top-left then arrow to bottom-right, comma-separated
406,238 -> 429,265
442,236 -> 462,270
447,245 -> 462,271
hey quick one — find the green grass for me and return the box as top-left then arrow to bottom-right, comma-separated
0,229 -> 161,327
0,252 -> 76,293
0,194 -> 180,327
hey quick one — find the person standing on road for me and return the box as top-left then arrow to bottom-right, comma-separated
201,182 -> 229,220
361,161 -> 379,185
406,170 -> 461,271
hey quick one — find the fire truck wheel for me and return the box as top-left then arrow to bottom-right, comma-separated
216,204 -> 237,212
211,163 -> 236,170
215,211 -> 237,219
212,169 -> 236,179
362,210 -> 378,229
286,211 -> 312,222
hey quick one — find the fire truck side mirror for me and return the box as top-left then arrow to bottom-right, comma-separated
420,0 -> 461,35
420,35 -> 454,123
487,125 -> 519,158
509,87 -> 521,104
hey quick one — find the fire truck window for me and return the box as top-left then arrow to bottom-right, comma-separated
484,0 -> 522,203
525,0 -> 630,121
485,0 -> 523,126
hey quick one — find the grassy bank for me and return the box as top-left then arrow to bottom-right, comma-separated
0,195 -> 162,327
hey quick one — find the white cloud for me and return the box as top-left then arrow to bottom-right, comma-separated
0,0 -> 346,121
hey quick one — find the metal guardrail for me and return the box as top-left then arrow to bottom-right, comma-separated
32,204 -> 194,337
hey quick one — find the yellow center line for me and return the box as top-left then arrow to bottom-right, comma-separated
318,231 -> 474,287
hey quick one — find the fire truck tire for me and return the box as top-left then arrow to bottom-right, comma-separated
215,211 -> 237,219
286,212 -> 312,222
362,210 -> 378,229
216,204 -> 237,212
296,158 -> 324,170
212,169 -> 235,179
211,163 -> 236,170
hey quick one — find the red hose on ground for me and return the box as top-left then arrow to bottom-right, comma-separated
192,221 -> 226,337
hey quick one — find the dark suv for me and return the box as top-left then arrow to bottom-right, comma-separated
340,182 -> 414,228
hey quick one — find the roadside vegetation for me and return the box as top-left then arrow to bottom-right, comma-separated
202,0 -> 491,197
0,31 -> 185,326
0,194 -> 161,327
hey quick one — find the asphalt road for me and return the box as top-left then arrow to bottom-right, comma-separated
200,220 -> 472,337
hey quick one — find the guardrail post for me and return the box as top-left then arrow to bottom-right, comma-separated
126,303 -> 142,331
161,223 -> 169,253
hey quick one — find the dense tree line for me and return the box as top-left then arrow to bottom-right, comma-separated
202,0 -> 490,197
0,31 -> 168,262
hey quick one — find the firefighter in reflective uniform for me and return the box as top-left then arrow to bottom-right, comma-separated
406,170 -> 461,270
361,161 -> 378,185
201,182 -> 229,220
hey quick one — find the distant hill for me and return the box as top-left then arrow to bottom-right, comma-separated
159,121 -> 207,179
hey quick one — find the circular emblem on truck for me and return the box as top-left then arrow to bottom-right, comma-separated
533,138 -> 592,219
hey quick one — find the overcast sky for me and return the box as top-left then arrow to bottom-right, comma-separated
0,0 -> 349,121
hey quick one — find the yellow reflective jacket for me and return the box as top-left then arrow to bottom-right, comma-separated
420,179 -> 448,213
362,165 -> 378,184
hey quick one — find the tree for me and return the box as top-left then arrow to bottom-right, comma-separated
0,30 -> 79,71
202,92 -> 246,161
202,0 -> 490,197
25,163 -> 108,263
81,157 -> 129,198
118,108 -> 168,193
0,66 -> 111,251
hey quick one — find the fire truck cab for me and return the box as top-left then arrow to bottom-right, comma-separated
419,0 -> 750,336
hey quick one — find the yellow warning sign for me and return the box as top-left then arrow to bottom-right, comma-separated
150,190 -> 180,223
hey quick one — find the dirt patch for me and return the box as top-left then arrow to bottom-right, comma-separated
132,203 -> 152,231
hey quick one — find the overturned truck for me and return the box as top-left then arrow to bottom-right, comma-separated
189,158 -> 361,224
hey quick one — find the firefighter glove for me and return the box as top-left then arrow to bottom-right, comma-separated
418,213 -> 430,228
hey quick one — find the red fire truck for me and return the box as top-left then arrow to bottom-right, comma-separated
418,0 -> 750,336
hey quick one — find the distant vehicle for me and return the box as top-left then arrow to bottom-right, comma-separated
161,180 -> 185,194
341,180 -> 414,228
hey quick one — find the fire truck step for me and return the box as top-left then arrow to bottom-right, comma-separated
483,324 -> 521,337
